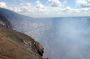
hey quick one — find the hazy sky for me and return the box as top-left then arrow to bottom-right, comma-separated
0,0 -> 89,17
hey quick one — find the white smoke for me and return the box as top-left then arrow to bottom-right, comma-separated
11,17 -> 90,59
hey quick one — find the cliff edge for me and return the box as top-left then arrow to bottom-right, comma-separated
0,28 -> 44,59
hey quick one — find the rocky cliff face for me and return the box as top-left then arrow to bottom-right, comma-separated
0,27 -> 44,59
0,8 -> 48,59
0,14 -> 12,28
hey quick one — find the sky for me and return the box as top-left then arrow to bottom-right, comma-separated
0,0 -> 89,17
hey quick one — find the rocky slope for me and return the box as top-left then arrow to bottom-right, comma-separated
0,27 -> 44,59
0,8 -> 48,59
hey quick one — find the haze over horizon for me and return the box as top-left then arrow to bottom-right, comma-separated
0,0 -> 89,17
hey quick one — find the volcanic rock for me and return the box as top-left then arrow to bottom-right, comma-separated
0,28 -> 44,59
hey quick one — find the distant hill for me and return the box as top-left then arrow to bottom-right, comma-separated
0,8 -> 33,29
